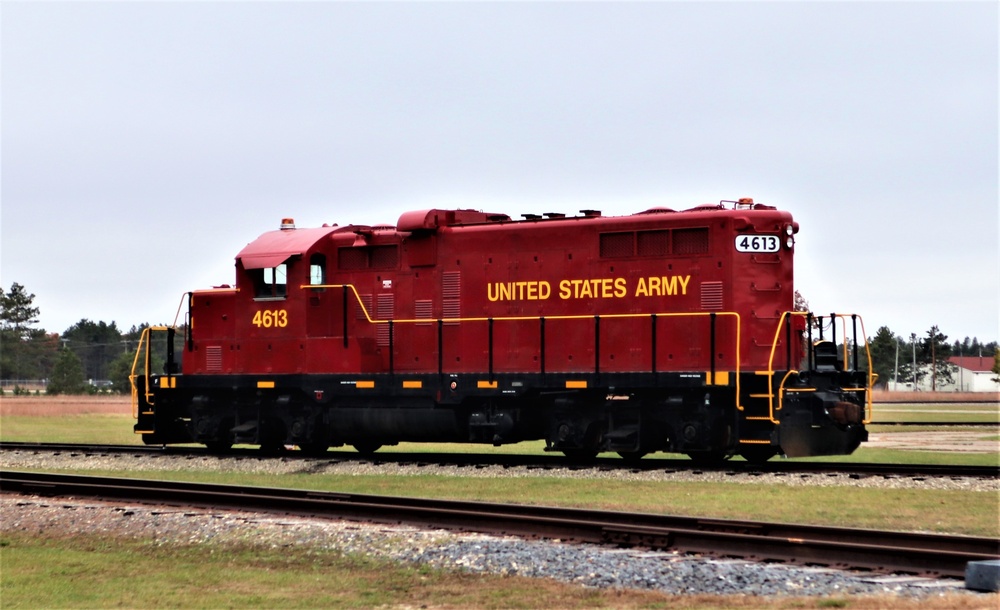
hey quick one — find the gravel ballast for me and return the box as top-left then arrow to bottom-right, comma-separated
2,450 -> 997,601
0,496 -> 976,600
2,449 -> 998,492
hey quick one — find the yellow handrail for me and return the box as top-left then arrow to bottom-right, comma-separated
129,325 -> 174,418
763,311 -> 875,425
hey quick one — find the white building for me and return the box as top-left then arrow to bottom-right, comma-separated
947,355 -> 1000,393
886,354 -> 999,393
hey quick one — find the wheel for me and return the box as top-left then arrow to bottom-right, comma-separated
617,451 -> 647,462
353,443 -> 382,456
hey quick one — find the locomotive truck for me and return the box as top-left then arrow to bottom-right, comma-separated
131,198 -> 874,462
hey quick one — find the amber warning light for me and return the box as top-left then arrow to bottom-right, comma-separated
280,218 -> 296,230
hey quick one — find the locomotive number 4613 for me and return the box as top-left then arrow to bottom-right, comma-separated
735,234 -> 780,253
252,309 -> 289,328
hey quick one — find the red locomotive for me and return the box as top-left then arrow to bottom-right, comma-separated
132,198 -> 874,461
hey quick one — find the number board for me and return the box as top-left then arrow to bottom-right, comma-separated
252,309 -> 289,328
735,234 -> 780,253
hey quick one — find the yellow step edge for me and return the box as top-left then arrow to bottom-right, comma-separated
704,371 -> 730,385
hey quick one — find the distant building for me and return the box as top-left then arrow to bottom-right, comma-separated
947,355 -> 1000,393
886,354 -> 999,393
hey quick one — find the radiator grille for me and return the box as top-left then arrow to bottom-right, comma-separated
338,248 -> 367,270
637,230 -> 670,256
357,294 -> 373,321
700,281 -> 724,310
205,345 -> 223,372
414,300 -> 433,325
370,245 -> 398,269
674,228 -> 709,255
376,293 -> 394,346
442,271 -> 461,324
600,232 -> 634,257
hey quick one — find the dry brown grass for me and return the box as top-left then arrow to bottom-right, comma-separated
872,390 -> 997,403
0,394 -> 131,417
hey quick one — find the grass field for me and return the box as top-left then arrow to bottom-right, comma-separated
3,395 -> 998,609
5,531 -> 993,610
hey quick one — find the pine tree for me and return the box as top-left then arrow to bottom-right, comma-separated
0,282 -> 56,381
47,348 -> 87,395
867,326 -> 899,388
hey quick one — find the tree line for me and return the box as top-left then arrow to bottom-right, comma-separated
2,282 -> 998,395
1,282 -> 178,395
866,325 -> 999,390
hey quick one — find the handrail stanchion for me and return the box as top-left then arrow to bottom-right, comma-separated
830,312 -> 837,357
709,313 -> 717,382
807,313 -> 814,372
651,314 -> 657,379
594,315 -> 601,380
784,314 -> 792,370
437,319 -> 444,377
342,286 -> 349,348
488,317 -> 494,382
388,320 -> 394,376
539,317 -> 546,378
852,315 -> 859,372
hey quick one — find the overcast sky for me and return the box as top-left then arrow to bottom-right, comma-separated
2,1 -> 997,346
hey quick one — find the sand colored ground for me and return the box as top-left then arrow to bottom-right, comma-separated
871,390 -> 998,403
0,395 -> 132,416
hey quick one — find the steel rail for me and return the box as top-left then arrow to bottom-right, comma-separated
1,442 -> 998,479
2,470 -> 996,578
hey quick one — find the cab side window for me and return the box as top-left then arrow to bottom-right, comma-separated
310,254 -> 326,286
253,263 -> 287,299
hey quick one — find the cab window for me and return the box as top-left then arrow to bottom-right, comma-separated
253,263 -> 287,299
310,254 -> 326,285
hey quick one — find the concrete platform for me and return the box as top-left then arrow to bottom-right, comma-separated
965,560 -> 1000,592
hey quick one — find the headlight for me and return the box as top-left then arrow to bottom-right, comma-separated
786,236 -> 795,248
785,224 -> 794,236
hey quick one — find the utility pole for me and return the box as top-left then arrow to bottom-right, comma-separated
910,333 -> 917,391
931,333 -> 936,392
958,344 -> 964,391
893,338 -> 899,390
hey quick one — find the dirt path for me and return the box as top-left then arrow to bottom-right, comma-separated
0,395 -> 131,416
865,431 -> 999,453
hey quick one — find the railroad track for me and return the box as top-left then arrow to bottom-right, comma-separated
2,441 -> 997,479
2,470 -> 996,579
